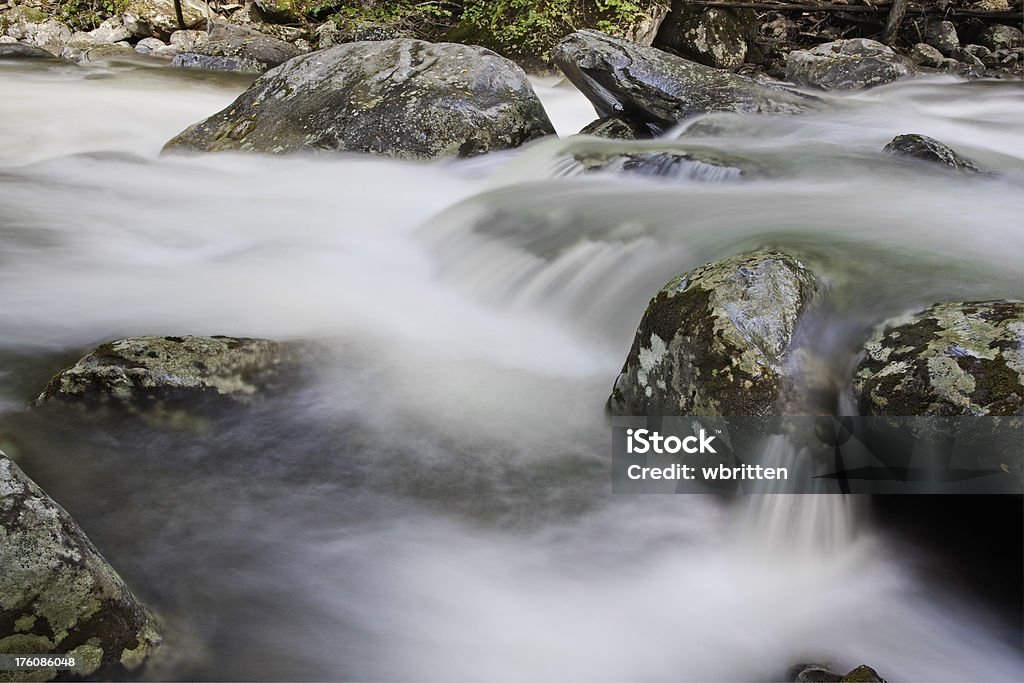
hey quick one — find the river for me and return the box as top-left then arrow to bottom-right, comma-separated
0,57 -> 1022,681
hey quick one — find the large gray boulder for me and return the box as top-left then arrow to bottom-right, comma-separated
33,335 -> 304,411
122,0 -> 210,40
654,3 -> 756,69
0,42 -> 58,59
170,22 -> 301,72
609,249 -> 820,416
552,30 -> 819,135
0,452 -> 161,679
853,300 -> 1024,416
785,39 -> 917,91
164,39 -> 555,158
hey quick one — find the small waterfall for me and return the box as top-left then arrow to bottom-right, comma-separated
741,434 -> 860,555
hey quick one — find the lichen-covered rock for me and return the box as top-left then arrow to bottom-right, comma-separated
978,24 -> 1023,52
88,16 -> 131,44
654,3 -> 756,69
61,41 -> 135,63
0,452 -> 161,679
164,39 -> 555,159
0,42 -> 58,59
577,116 -> 649,139
170,22 -> 300,72
553,30 -> 819,135
3,14 -> 72,56
884,133 -> 981,173
32,335 -> 304,411
853,300 -> 1024,416
909,43 -> 944,68
785,39 -> 916,91
122,0 -> 210,40
609,249 -> 820,416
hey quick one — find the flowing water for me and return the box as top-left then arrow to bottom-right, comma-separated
0,57 -> 1022,681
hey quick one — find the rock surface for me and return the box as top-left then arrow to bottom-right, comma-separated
925,20 -> 960,56
609,249 -> 820,416
908,43 -> 944,68
170,22 -> 300,72
0,42 -> 58,59
978,24 -> 1023,52
122,0 -> 210,40
553,30 -> 819,134
33,335 -> 304,410
164,39 -> 555,158
578,116 -> 649,139
654,3 -> 755,69
853,300 -> 1024,416
884,133 -> 981,173
0,452 -> 161,679
786,38 -> 916,90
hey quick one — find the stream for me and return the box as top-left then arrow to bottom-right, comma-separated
0,57 -> 1022,681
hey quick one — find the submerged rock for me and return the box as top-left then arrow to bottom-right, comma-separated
164,39 -> 554,158
884,133 -> 981,173
654,3 -> 755,69
853,300 -> 1024,416
609,249 -> 820,416
792,664 -> 887,683
785,38 -> 916,90
0,42 -> 58,59
552,30 -> 819,135
33,335 -> 304,411
0,452 -> 161,679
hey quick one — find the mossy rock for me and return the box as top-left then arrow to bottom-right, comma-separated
654,3 -> 756,69
609,249 -> 820,416
0,453 -> 161,681
853,300 -> 1024,416
32,335 -> 306,413
883,133 -> 981,173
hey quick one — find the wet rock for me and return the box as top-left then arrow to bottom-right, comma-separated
841,665 -> 886,682
785,38 -> 917,91
925,20 -> 960,56
609,249 -> 820,416
171,51 -> 262,72
61,41 -> 135,63
0,451 -> 161,679
853,300 -> 1024,416
909,43 -> 944,68
884,133 -> 981,173
794,665 -> 843,682
164,39 -> 555,159
122,0 -> 210,40
654,3 -> 755,69
553,30 -> 819,135
978,24 -> 1023,51
0,42 -> 58,59
32,335 -> 305,411
175,22 -> 301,72
957,44 -> 988,71
575,146 -> 745,182
578,116 -> 649,139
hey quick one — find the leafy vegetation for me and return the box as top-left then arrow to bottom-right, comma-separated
53,0 -> 128,30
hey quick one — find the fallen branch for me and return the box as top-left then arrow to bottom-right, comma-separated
882,0 -> 908,44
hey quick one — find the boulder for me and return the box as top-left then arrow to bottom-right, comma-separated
61,41 -> 135,63
925,20 -> 960,56
577,116 -> 649,139
0,41 -> 58,59
853,300 -> 1024,416
609,249 -> 820,416
978,24 -> 1023,51
792,663 -> 887,683
88,16 -> 131,43
0,452 -> 161,679
553,30 -> 819,135
908,43 -> 944,68
785,38 -> 916,90
134,36 -> 178,57
122,0 -> 210,40
4,13 -> 72,55
654,3 -> 756,69
32,335 -> 304,411
884,133 -> 981,173
253,0 -> 300,24
163,39 -> 555,158
171,22 -> 301,72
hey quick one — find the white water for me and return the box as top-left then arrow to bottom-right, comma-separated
0,58 -> 1022,681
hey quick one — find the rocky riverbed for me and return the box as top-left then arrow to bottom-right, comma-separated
1,4 -> 1023,682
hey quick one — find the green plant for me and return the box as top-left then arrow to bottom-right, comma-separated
55,0 -> 127,31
